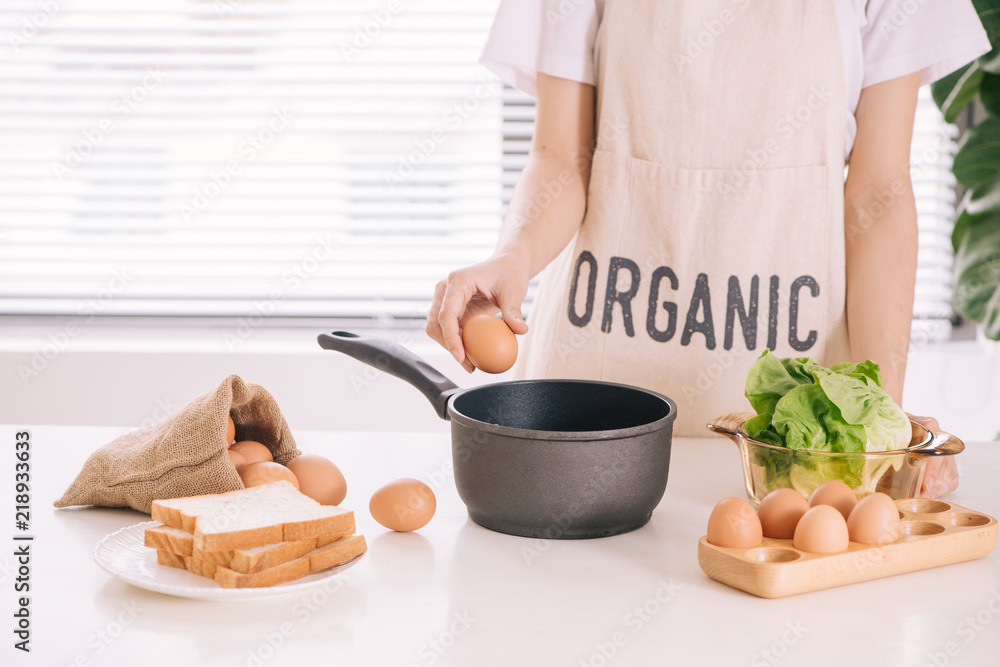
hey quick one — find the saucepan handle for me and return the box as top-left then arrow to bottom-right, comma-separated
317,331 -> 460,420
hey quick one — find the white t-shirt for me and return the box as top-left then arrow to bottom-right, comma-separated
480,0 -> 990,159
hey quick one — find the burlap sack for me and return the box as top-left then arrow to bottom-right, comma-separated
54,375 -> 301,514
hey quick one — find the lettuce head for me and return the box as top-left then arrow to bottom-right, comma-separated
743,350 -> 912,493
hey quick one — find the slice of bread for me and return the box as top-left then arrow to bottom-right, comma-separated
214,534 -> 367,589
227,530 -> 348,573
146,524 -> 196,556
184,554 -> 222,579
151,481 -> 354,552
308,534 -> 368,572
156,548 -> 224,579
156,548 -> 187,570
146,523 -> 352,574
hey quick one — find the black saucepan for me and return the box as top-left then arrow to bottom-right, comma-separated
318,331 -> 677,539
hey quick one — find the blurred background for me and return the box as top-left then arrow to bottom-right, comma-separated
0,0 -> 997,439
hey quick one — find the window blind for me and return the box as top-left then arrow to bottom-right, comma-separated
911,87 -> 962,340
0,0 -> 505,324
0,1 -> 964,336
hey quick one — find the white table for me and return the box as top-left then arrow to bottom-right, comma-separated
3,425 -> 998,667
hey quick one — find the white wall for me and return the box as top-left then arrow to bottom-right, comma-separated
2,322 -> 998,442
0,323 -> 490,435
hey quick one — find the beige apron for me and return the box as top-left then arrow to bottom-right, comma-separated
518,0 -> 850,436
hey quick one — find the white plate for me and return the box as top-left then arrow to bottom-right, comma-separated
93,521 -> 362,602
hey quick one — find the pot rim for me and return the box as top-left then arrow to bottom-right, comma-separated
447,379 -> 678,442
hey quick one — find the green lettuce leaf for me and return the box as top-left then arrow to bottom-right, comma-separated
864,391 -> 912,452
789,457 -> 865,497
815,369 -> 879,426
771,383 -> 868,453
830,360 -> 883,387
744,350 -> 807,417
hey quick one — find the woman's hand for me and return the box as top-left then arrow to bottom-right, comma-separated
426,73 -> 596,373
908,414 -> 959,498
426,253 -> 531,373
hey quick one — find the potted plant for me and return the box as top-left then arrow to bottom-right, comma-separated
930,0 -> 1000,339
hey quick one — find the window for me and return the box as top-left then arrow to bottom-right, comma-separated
0,0 -> 504,327
911,87 -> 964,341
0,1 -> 963,337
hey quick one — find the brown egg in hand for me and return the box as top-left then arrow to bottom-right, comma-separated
461,314 -> 518,374
239,461 -> 300,490
287,454 -> 347,506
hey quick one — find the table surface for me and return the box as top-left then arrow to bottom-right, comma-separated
2,425 -> 998,667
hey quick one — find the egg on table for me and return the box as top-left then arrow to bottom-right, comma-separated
287,453 -> 348,506
239,461 -> 300,490
461,313 -> 518,374
370,478 -> 436,532
706,497 -> 762,548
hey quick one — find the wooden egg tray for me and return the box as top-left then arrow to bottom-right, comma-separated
698,498 -> 997,598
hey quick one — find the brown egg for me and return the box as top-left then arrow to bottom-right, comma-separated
809,480 -> 858,521
757,488 -> 810,539
226,448 -> 248,472
239,461 -> 300,490
706,497 -> 762,548
461,314 -> 518,374
847,493 -> 900,545
229,440 -> 273,466
370,479 -> 436,532
287,454 -> 347,506
793,505 -> 849,553
225,416 -> 236,445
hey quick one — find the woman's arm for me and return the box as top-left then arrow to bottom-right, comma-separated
843,71 -> 921,404
427,73 -> 596,371
497,73 -> 596,277
847,73 -> 959,497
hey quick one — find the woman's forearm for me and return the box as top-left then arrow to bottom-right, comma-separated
494,73 -> 595,278
843,73 -> 921,405
495,146 -> 591,278
844,172 -> 917,404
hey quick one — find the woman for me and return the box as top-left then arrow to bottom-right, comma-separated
427,0 -> 988,496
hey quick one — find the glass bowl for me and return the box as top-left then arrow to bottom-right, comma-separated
707,413 -> 965,506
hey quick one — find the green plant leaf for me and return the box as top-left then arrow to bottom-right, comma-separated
954,208 -> 976,253
954,178 -> 1000,251
953,221 -> 1000,333
930,63 -> 983,122
984,285 -> 1000,339
942,1 -> 1000,338
981,72 -> 1000,116
974,0 -> 1000,73
954,118 -> 1000,190
965,177 -> 1000,216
